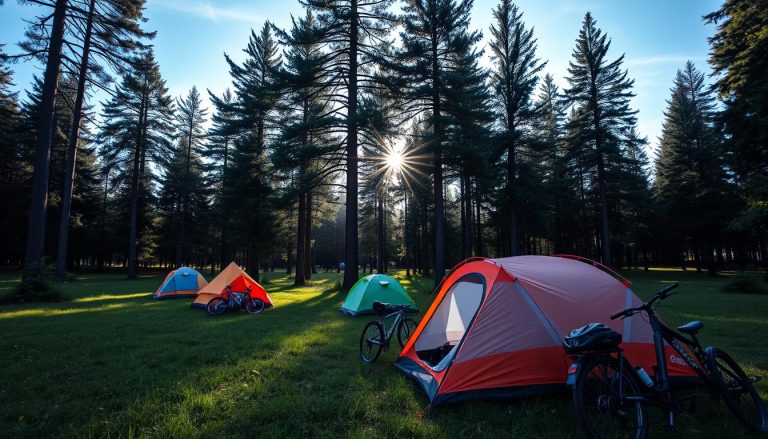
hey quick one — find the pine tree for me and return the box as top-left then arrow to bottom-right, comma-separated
99,50 -> 174,278
705,0 -> 768,262
173,86 -> 208,266
0,45 -> 27,266
19,0 -> 67,280
54,0 -> 153,280
488,0 -> 545,256
563,12 -> 637,266
654,61 -> 732,274
205,88 -> 236,269
304,0 -> 396,291
443,37 -> 493,260
531,74 -> 573,252
157,134 -> 209,267
273,11 -> 343,285
397,0 -> 480,284
221,23 -> 282,277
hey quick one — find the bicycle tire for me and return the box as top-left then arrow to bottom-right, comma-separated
359,321 -> 385,363
207,297 -> 227,316
572,356 -> 648,439
706,347 -> 768,433
246,298 -> 265,315
397,318 -> 417,349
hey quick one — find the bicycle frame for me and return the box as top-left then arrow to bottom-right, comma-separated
369,310 -> 405,347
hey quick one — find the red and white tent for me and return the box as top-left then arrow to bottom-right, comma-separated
395,255 -> 697,406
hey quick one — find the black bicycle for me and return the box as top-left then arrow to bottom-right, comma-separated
207,285 -> 265,316
563,283 -> 767,438
359,301 -> 417,363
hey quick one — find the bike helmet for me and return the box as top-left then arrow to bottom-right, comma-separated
563,323 -> 622,353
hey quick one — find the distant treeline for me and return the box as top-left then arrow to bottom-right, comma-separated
0,0 -> 765,291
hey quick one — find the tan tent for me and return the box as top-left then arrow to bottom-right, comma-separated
191,262 -> 273,308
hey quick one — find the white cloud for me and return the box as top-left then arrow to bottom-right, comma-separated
626,55 -> 705,67
153,0 -> 263,23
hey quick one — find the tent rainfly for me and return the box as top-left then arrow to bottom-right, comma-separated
395,255 -> 698,406
191,262 -> 273,309
154,267 -> 207,299
340,274 -> 416,316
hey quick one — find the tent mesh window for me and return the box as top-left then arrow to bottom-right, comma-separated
416,274 -> 484,369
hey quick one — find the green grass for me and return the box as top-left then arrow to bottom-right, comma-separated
0,268 -> 766,438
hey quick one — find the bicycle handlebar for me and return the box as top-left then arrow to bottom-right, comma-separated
610,283 -> 680,320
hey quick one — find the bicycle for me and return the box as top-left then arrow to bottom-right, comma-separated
563,283 -> 768,438
207,285 -> 265,316
359,301 -> 417,363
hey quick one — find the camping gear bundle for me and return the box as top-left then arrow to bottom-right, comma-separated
192,262 -> 273,309
154,262 -> 273,311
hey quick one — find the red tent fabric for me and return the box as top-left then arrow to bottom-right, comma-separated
191,262 -> 273,309
395,255 -> 697,406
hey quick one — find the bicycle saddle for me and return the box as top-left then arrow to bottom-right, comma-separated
677,320 -> 703,335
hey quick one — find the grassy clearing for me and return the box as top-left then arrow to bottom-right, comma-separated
0,268 -> 766,438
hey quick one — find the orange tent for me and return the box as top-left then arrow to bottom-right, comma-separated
191,262 -> 273,309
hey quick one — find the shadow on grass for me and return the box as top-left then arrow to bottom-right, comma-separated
0,271 -> 763,438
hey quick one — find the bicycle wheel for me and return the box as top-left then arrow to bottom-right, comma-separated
572,356 -> 648,439
706,347 -> 768,433
246,298 -> 265,315
359,321 -> 384,363
207,297 -> 227,316
397,318 -> 417,348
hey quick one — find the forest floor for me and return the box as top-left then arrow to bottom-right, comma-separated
0,267 -> 766,438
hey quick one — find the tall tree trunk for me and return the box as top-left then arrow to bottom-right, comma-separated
304,189 -> 312,280
294,191 -> 306,286
431,30 -> 445,286
127,94 -> 147,279
23,0 -> 68,280
507,133 -> 518,256
593,101 -> 612,266
462,170 -> 473,259
218,138 -> 229,270
376,192 -> 385,273
55,0 -> 95,281
475,179 -> 483,256
342,0 -> 359,291
460,174 -> 467,259
96,169 -> 109,272
249,244 -> 260,282
404,191 -> 410,277
286,244 -> 294,275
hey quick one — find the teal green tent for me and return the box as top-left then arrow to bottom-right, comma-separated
340,274 -> 417,316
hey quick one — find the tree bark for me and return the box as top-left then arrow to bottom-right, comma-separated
462,170 -> 473,259
304,189 -> 312,280
23,0 -> 68,280
342,0 -> 359,292
431,29 -> 445,286
404,190 -> 410,277
294,190 -> 306,286
376,192 -> 385,273
55,0 -> 95,281
507,134 -> 518,256
127,92 -> 147,279
475,179 -> 483,257
592,97 -> 612,266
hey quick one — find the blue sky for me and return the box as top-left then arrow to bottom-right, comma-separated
1,0 -> 721,155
